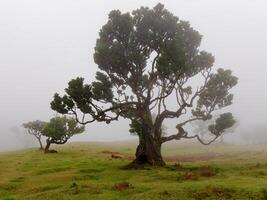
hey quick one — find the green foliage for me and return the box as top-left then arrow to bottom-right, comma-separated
192,68 -> 238,125
42,116 -> 85,144
197,69 -> 237,110
94,3 -> 213,86
51,78 -> 94,114
92,72 -> 113,102
208,113 -> 236,136
50,76 -> 114,124
192,114 -> 239,140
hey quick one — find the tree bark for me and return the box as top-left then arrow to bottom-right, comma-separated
44,139 -> 51,153
127,109 -> 165,167
130,130 -> 165,167
38,138 -> 43,150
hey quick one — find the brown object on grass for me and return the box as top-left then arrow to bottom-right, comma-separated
198,166 -> 217,177
113,182 -> 130,191
111,154 -> 123,159
102,150 -> 120,154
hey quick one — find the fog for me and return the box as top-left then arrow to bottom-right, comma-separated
0,0 -> 267,151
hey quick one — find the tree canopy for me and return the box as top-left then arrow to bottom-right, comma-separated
42,116 -> 85,152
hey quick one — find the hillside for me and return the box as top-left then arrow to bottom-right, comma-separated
1,141 -> 267,200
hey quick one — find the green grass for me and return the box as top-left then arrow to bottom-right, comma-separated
1,141 -> 267,200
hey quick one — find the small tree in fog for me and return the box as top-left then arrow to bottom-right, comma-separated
22,120 -> 46,150
42,116 -> 85,153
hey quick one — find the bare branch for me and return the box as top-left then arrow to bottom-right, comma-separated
183,134 -> 220,145
161,126 -> 220,145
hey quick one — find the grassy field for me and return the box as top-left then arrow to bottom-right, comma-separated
1,141 -> 267,200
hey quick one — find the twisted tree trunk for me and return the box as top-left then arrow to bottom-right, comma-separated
130,122 -> 165,167
133,134 -> 165,166
44,139 -> 51,153
126,108 -> 166,167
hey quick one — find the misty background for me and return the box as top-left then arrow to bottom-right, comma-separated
0,0 -> 266,151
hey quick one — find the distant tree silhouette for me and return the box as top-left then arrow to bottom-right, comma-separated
22,120 -> 46,150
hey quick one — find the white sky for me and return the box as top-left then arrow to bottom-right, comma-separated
0,0 -> 267,150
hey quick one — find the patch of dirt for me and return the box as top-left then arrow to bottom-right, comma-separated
113,182 -> 131,191
101,150 -> 120,154
101,150 -> 134,160
165,152 -> 224,162
197,166 -> 217,177
111,154 -> 124,159
188,186 -> 236,200
45,149 -> 58,154
181,172 -> 199,180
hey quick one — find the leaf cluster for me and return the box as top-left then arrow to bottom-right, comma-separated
208,113 -> 236,136
42,116 -> 85,143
